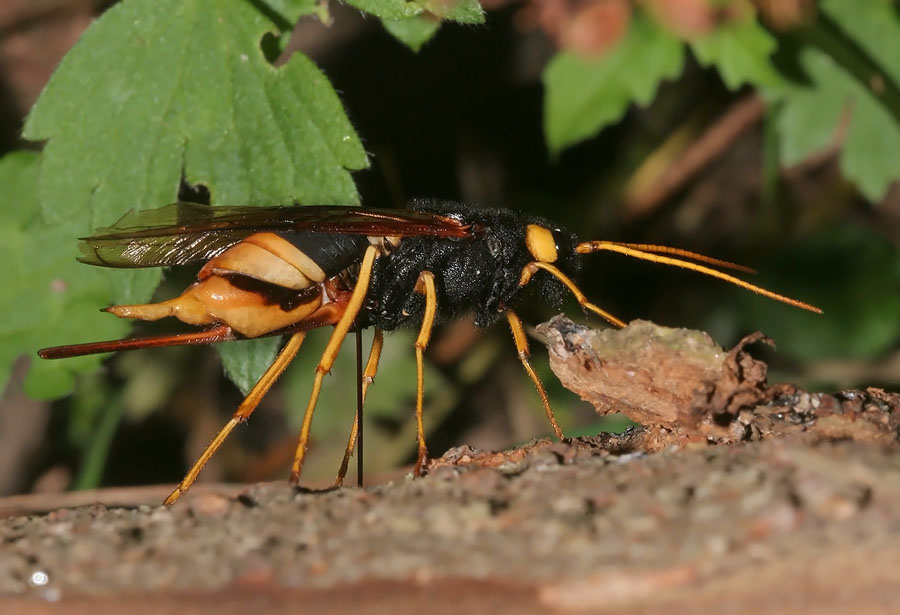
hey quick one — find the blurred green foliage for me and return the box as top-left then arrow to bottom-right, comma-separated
544,15 -> 684,155
0,0 -> 897,492
543,0 -> 900,201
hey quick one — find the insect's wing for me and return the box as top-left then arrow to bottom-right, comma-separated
78,202 -> 471,268
78,202 -> 264,267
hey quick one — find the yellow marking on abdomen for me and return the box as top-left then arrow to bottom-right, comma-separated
199,241 -> 314,290
107,274 -> 324,338
190,275 -> 323,337
245,233 -> 327,283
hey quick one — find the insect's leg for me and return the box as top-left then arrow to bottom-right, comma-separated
163,331 -> 307,506
519,262 -> 627,328
355,330 -> 364,488
412,271 -> 437,476
335,327 -> 384,487
505,311 -> 565,440
290,246 -> 380,484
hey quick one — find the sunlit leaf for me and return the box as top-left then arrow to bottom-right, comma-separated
543,16 -> 684,155
21,0 -> 368,390
0,151 -> 126,399
771,0 -> 900,201
423,0 -> 484,24
258,0 -> 320,23
689,14 -> 784,89
345,0 -> 423,20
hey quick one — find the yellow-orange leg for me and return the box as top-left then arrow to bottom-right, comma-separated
334,327 -> 384,487
163,331 -> 307,506
505,311 -> 565,440
519,261 -> 627,328
290,246 -> 379,484
413,271 -> 438,476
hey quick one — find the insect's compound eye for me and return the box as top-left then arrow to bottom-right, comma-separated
552,229 -> 570,256
486,233 -> 502,258
551,230 -> 562,252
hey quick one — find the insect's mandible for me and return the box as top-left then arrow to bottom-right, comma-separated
39,199 -> 821,504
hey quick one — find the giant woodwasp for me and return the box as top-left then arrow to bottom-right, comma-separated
39,199 -> 821,504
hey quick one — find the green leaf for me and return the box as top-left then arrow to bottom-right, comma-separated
219,337 -> 284,395
0,151 -> 40,227
0,151 -> 126,400
257,0 -> 326,55
774,0 -> 900,201
771,21 -> 900,201
381,14 -> 442,52
258,0 -> 321,24
771,51 -> 846,165
345,0 -> 423,20
422,0 -> 484,24
23,0 -> 367,305
543,16 -> 684,154
841,92 -> 900,200
689,13 -> 784,89
347,0 -> 484,24
21,0 -> 369,391
820,0 -> 900,89
344,0 -> 481,51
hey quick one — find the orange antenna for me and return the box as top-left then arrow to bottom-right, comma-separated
609,243 -> 757,274
575,241 -> 822,314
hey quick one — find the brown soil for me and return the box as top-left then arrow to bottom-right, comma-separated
2,319 -> 899,614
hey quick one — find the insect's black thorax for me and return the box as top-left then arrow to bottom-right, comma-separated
358,201 -> 581,331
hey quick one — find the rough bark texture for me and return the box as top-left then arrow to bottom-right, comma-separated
2,319 -> 899,614
537,317 -> 900,450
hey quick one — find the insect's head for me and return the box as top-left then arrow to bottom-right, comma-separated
523,223 -> 582,276
518,222 -> 583,308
